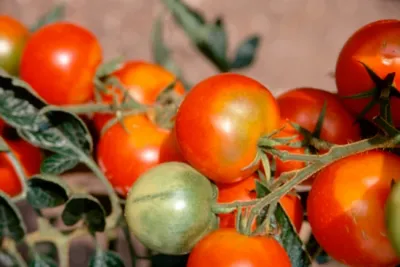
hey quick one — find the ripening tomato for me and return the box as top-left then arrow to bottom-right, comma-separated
217,174 -> 303,232
187,228 -> 291,267
275,88 -> 361,185
385,180 -> 400,257
0,137 -> 43,197
307,151 -> 400,267
175,73 -> 280,184
20,22 -> 102,105
335,19 -> 400,126
125,162 -> 218,255
97,113 -> 185,197
0,16 -> 30,76
93,60 -> 186,132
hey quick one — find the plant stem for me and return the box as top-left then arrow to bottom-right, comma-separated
121,219 -> 137,267
265,148 -> 321,162
61,102 -> 147,115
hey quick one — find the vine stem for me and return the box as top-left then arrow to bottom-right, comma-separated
60,101 -> 147,115
215,134 -> 400,213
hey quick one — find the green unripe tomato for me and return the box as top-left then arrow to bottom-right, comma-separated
385,180 -> 400,256
0,16 -> 30,76
124,162 -> 218,255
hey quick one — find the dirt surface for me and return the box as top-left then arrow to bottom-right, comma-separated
2,0 -> 400,266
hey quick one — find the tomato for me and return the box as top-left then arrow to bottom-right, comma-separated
385,180 -> 400,257
217,174 -> 303,232
93,60 -> 186,132
335,19 -> 400,126
124,162 -> 218,255
175,73 -> 280,184
275,87 -> 361,185
0,137 -> 42,197
307,151 -> 400,267
187,228 -> 291,267
0,16 -> 29,76
97,113 -> 185,198
20,22 -> 102,105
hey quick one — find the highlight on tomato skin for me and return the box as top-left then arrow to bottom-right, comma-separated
175,73 -> 281,185
186,228 -> 292,267
307,150 -> 400,267
0,137 -> 43,197
335,19 -> 400,126
92,60 -> 186,133
96,113 -> 185,198
0,15 -> 30,76
217,174 -> 303,232
275,87 -> 362,185
20,21 -> 102,106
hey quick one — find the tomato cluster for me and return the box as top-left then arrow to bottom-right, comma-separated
2,12 -> 400,267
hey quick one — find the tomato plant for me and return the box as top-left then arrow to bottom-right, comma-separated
0,136 -> 42,197
93,60 -> 186,132
186,228 -> 291,267
307,150 -> 400,267
97,113 -> 185,197
0,16 -> 29,76
175,73 -> 280,184
20,22 -> 102,105
217,174 -> 303,232
124,162 -> 218,255
275,87 -> 361,185
335,19 -> 400,126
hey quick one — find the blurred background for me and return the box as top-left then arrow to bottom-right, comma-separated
2,0 -> 400,94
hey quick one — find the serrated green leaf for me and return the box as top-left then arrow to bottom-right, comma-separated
0,249 -> 24,267
40,153 -> 79,175
0,191 -> 26,242
28,254 -> 57,267
230,36 -> 260,69
26,174 -> 70,209
89,250 -> 125,267
18,108 -> 93,156
61,194 -> 106,233
30,4 -> 66,32
96,57 -> 125,79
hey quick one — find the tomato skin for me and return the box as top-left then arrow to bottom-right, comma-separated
385,180 -> 400,257
175,73 -> 280,184
97,114 -> 185,197
307,151 -> 400,267
93,60 -> 185,132
0,138 -> 42,197
124,162 -> 218,255
335,19 -> 400,126
0,16 -> 30,76
217,175 -> 303,232
275,88 -> 361,184
187,228 -> 291,267
20,22 -> 102,105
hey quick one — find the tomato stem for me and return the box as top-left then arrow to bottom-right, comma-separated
61,101 -> 147,115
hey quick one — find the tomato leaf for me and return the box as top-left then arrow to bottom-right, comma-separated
40,153 -> 79,175
95,57 -> 125,79
26,174 -> 70,209
0,249 -> 25,267
89,250 -> 125,267
230,36 -> 260,70
0,191 -> 26,242
61,194 -> 106,233
28,254 -> 57,267
255,181 -> 311,267
29,4 -> 66,33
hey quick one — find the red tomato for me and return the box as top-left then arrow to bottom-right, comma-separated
307,151 -> 400,267
0,16 -> 30,76
175,73 -> 280,184
20,22 -> 102,105
97,114 -> 185,197
187,228 -> 291,267
275,87 -> 361,185
0,138 -> 43,197
217,174 -> 303,232
93,60 -> 186,132
335,19 -> 400,126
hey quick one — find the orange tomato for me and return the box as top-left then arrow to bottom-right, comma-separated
307,150 -> 400,267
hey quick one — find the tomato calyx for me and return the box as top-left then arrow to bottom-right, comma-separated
342,62 -> 400,124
